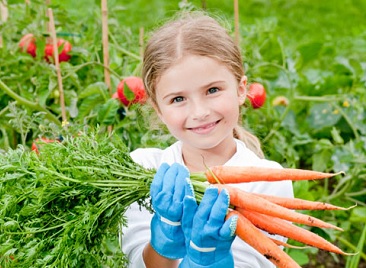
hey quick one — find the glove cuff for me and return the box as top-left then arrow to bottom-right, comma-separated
150,214 -> 186,259
179,252 -> 234,268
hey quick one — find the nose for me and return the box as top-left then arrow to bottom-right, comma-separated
191,99 -> 210,121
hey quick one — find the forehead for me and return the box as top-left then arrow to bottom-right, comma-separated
158,55 -> 232,85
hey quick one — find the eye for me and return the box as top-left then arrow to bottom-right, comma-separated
172,96 -> 185,103
207,87 -> 219,94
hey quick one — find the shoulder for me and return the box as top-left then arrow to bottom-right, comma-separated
130,141 -> 184,169
130,147 -> 164,169
233,139 -> 294,198
234,139 -> 282,169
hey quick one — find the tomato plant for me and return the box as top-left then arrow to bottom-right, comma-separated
18,34 -> 72,62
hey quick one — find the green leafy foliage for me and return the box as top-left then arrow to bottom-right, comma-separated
0,130 -> 155,267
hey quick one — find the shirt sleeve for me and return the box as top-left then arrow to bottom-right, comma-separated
121,202 -> 152,268
120,148 -> 161,268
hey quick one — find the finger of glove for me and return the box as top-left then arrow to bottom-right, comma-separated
153,164 -> 182,217
219,214 -> 238,239
154,191 -> 182,220
150,163 -> 170,198
207,188 -> 230,228
185,177 -> 195,198
193,187 -> 219,229
172,163 -> 190,203
161,163 -> 180,194
181,195 -> 198,240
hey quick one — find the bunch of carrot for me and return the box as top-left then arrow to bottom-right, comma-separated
0,131 -> 356,267
190,166 -> 356,268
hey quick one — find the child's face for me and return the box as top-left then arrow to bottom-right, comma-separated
154,54 -> 246,151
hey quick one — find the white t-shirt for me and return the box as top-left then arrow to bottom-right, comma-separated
121,139 -> 294,268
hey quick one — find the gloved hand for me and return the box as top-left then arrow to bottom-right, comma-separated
179,187 -> 238,268
150,162 -> 194,259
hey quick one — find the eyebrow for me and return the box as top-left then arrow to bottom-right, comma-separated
161,80 -> 226,101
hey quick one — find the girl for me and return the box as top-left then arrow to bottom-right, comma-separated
121,11 -> 294,268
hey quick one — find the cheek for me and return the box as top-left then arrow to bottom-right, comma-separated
220,95 -> 241,114
159,107 -> 185,128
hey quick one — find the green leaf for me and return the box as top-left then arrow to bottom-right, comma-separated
97,98 -> 120,125
77,94 -> 104,119
287,249 -> 309,266
123,82 -> 135,102
331,127 -> 344,145
349,207 -> 366,223
298,42 -> 323,64
307,103 -> 342,130
79,82 -> 109,100
346,224 -> 366,268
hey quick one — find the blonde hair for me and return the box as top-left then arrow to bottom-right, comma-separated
142,11 -> 264,158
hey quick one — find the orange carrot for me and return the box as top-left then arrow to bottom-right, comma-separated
205,165 -> 344,184
251,193 -> 355,211
217,184 -> 343,231
228,210 -> 301,268
236,207 -> 352,255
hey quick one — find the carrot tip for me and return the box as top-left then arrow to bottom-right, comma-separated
334,171 -> 345,176
342,251 -> 359,256
344,203 -> 358,210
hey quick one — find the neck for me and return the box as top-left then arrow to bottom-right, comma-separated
182,139 -> 237,173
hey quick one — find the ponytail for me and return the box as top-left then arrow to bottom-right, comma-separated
233,125 -> 264,159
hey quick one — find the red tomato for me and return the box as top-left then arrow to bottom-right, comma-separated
44,39 -> 72,63
247,83 -> 266,109
31,138 -> 57,154
19,33 -> 37,57
117,76 -> 147,106
111,92 -> 119,99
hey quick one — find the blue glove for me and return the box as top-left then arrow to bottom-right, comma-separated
150,162 -> 194,259
179,187 -> 237,268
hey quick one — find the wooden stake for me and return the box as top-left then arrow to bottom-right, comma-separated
47,8 -> 67,124
101,0 -> 111,94
234,0 -> 240,47
201,0 -> 206,10
139,27 -> 144,59
45,0 -> 51,38
0,0 -> 8,48
101,0 -> 113,133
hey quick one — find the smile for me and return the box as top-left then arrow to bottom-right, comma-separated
188,120 -> 220,134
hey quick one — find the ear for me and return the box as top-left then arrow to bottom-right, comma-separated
238,75 -> 247,105
152,102 -> 165,124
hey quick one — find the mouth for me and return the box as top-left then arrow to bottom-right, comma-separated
188,120 -> 220,134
